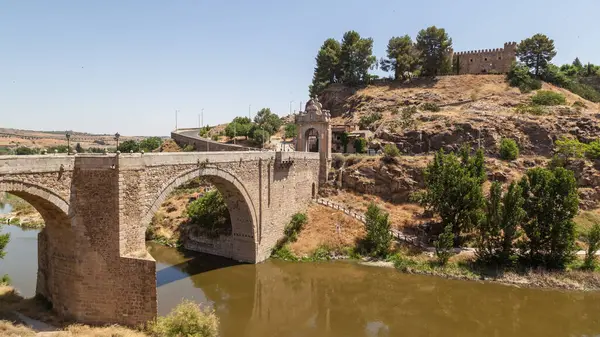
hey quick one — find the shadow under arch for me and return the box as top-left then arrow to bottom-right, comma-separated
143,165 -> 259,263
0,180 -> 76,317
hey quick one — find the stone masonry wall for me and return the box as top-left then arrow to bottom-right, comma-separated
171,130 -> 258,152
454,42 -> 517,75
0,151 -> 320,327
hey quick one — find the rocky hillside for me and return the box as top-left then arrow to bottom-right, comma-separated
320,75 -> 600,157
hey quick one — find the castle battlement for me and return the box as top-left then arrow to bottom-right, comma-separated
452,41 -> 517,74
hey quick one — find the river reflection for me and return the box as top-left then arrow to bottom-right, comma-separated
148,242 -> 600,337
2,226 -> 600,337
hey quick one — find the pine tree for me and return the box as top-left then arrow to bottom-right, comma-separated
309,38 -> 341,97
338,31 -> 377,85
516,34 -> 557,76
380,35 -> 419,80
415,26 -> 453,76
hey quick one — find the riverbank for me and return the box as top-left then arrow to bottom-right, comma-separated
0,285 -> 218,336
273,203 -> 600,291
0,193 -> 44,229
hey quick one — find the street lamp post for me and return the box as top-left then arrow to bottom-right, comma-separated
65,132 -> 71,155
114,132 -> 120,152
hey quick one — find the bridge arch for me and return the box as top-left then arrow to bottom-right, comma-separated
143,165 -> 259,262
0,179 -> 76,317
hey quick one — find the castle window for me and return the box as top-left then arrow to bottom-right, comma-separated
498,56 -> 502,60
484,58 -> 488,61
470,59 -> 473,63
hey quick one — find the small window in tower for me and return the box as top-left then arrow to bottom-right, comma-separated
470,59 -> 473,62
498,56 -> 502,60
484,57 -> 488,61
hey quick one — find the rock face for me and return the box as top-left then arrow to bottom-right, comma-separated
319,75 -> 600,158
330,156 -> 600,210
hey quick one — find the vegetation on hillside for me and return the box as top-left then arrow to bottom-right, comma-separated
507,33 -> 600,101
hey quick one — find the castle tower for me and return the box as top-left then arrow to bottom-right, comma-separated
295,98 -> 332,184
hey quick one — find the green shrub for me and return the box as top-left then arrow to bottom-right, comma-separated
363,203 -> 392,258
183,144 -> 195,152
147,300 -> 219,337
499,138 -> 519,160
359,112 -> 382,129
554,137 -> 587,161
383,143 -> 400,158
585,140 -> 600,160
271,245 -> 298,261
572,101 -> 587,109
507,63 -> 542,93
515,103 -> 547,115
118,140 -> 139,153
211,134 -> 219,141
354,138 -> 367,154
583,223 -> 600,270
531,90 -> 566,106
284,213 -> 308,242
15,147 -> 38,155
420,102 -> 440,112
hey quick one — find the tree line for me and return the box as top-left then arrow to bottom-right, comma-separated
1,136 -> 164,155
417,147 -> 600,270
310,28 -> 600,102
220,108 -> 297,146
309,26 -> 453,97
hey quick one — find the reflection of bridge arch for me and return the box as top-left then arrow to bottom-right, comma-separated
143,166 -> 259,262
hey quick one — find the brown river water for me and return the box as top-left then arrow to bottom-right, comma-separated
2,221 -> 600,337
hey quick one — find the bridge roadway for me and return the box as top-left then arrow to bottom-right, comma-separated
0,151 -> 320,326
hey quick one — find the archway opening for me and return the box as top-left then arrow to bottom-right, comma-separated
0,188 -> 74,317
306,128 -> 319,153
144,170 -> 258,316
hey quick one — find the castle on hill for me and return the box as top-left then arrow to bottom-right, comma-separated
449,42 -> 517,74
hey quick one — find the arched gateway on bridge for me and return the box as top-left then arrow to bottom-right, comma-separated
0,151 -> 320,326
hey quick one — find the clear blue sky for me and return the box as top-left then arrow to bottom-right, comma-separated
1,0 -> 598,136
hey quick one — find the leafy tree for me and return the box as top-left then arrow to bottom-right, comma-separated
573,57 -> 583,70
415,26 -> 453,76
284,124 -> 297,139
507,63 -> 542,93
499,138 -> 519,160
380,35 -> 419,81
309,38 -> 341,97
475,181 -> 525,267
139,137 -> 163,152
435,224 -> 454,266
253,108 -> 282,135
354,138 -> 367,154
516,34 -> 557,76
250,127 -> 270,147
518,167 -> 578,269
75,143 -> 84,153
540,64 -> 570,87
118,140 -> 139,153
364,203 -> 392,257
338,31 -> 377,85
225,117 -> 252,140
187,190 -> 231,237
419,148 -> 485,245
383,143 -> 400,158
583,222 -> 600,270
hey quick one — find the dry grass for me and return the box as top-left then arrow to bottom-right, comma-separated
0,320 -> 36,337
326,190 -> 433,231
52,324 -> 148,337
288,204 -> 365,256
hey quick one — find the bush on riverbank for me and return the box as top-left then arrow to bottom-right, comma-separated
0,286 -> 220,337
147,300 -> 219,337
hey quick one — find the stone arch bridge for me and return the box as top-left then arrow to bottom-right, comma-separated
0,151 -> 319,326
